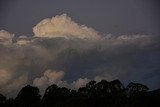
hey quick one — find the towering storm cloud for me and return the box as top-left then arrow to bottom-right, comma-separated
33,14 -> 100,39
0,14 -> 160,97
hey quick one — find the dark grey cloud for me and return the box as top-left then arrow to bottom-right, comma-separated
0,13 -> 160,97
0,30 -> 160,97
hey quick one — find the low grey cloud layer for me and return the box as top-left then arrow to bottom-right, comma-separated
0,14 -> 160,97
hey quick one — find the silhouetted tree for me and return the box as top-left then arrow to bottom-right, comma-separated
93,80 -> 112,97
42,84 -> 59,103
109,80 -> 127,107
147,89 -> 160,107
110,80 -> 125,91
0,93 -> 6,107
5,98 -> 14,107
42,84 -> 72,107
125,82 -> 150,107
1,79 -> 160,107
77,87 -> 88,96
86,80 -> 96,90
15,85 -> 41,107
126,82 -> 149,95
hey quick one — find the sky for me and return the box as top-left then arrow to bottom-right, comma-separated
0,0 -> 160,36
0,0 -> 160,97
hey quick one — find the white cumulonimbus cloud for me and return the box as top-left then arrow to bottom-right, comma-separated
71,78 -> 90,90
33,14 -> 100,39
33,70 -> 65,88
16,36 -> 32,45
0,30 -> 14,45
33,69 -> 90,94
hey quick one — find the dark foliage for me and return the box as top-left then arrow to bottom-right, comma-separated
0,80 -> 159,107
15,85 -> 41,107
0,93 -> 6,107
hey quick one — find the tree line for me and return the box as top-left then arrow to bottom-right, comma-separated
0,79 -> 160,107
